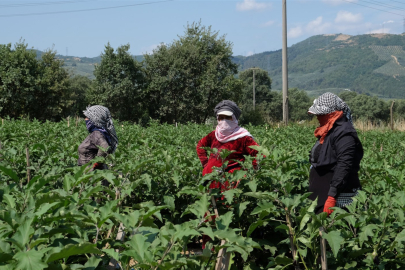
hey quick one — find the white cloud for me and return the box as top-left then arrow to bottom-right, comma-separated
288,26 -> 304,38
288,17 -> 330,38
366,28 -> 390,34
335,11 -> 362,23
236,0 -> 271,11
142,43 -> 164,55
306,16 -> 331,34
261,20 -> 275,27
322,0 -> 357,6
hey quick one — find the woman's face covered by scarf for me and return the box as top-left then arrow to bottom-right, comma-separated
217,115 -> 239,136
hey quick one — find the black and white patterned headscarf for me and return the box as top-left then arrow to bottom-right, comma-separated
308,92 -> 352,123
83,105 -> 118,154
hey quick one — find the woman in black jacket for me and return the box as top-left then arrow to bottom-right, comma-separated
308,92 -> 363,215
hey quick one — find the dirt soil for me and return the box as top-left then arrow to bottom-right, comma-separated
334,34 -> 351,41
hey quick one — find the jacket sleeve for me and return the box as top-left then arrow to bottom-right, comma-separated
196,132 -> 213,168
92,132 -> 110,158
328,134 -> 357,197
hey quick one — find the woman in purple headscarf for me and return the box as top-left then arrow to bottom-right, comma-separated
77,105 -> 118,170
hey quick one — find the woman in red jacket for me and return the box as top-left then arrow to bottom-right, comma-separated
196,100 -> 261,192
197,100 -> 261,249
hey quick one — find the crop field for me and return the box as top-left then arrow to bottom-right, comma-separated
369,46 -> 405,62
1,119 -> 405,270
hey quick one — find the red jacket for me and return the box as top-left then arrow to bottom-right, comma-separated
196,131 -> 260,176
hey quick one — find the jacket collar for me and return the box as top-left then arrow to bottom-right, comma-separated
334,115 -> 347,126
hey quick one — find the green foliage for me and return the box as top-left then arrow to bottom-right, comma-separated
89,43 -> 146,121
144,21 -> 243,124
0,41 -> 70,120
239,68 -> 272,104
288,88 -> 313,122
339,91 -> 390,121
1,120 -> 405,269
66,75 -> 92,116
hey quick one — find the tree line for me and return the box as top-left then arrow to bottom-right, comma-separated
0,23 -> 403,125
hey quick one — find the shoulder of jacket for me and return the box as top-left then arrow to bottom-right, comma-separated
330,122 -> 357,140
207,130 -> 216,138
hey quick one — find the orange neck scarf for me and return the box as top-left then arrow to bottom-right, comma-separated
314,111 -> 344,144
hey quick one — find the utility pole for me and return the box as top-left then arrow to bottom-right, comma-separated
248,67 -> 260,110
282,0 -> 289,125
253,68 -> 256,110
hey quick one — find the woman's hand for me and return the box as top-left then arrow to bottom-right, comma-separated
323,196 -> 336,216
93,162 -> 102,170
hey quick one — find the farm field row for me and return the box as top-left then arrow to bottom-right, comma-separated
1,119 -> 405,269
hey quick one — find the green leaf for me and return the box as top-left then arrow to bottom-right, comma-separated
247,219 -> 267,237
322,230 -> 344,257
0,165 -> 20,183
216,211 -> 233,230
199,227 -> 215,240
2,194 -> 15,209
11,218 -> 34,250
174,223 -> 200,241
359,224 -> 378,247
82,256 -> 102,270
122,234 -> 152,264
183,194 -> 209,219
0,253 -> 13,263
236,201 -> 250,217
46,243 -> 102,263
13,250 -> 47,270
63,175 -> 73,192
274,254 -> 293,266
35,202 -> 58,217
394,229 -> 405,244
103,249 -> 120,262
246,180 -> 258,192
222,189 -> 240,205
163,196 -> 175,212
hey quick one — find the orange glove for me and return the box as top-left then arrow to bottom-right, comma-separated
323,196 -> 336,216
93,162 -> 102,169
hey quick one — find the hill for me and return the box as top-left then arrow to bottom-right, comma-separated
234,33 -> 405,98
44,33 -> 405,98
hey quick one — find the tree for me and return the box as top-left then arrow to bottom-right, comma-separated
88,43 -> 146,121
30,49 -> 70,120
239,68 -> 272,106
0,42 -> 38,119
339,91 -> 357,103
0,41 -> 70,120
288,88 -> 312,121
66,75 -> 92,116
339,91 -> 389,121
238,68 -> 276,125
144,22 -> 243,124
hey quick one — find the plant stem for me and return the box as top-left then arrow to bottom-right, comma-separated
285,208 -> 300,270
298,250 -> 309,270
154,241 -> 174,270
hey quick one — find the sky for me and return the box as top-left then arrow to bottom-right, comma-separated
1,0 -> 405,57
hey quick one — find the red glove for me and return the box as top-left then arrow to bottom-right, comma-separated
323,196 -> 336,216
93,162 -> 102,170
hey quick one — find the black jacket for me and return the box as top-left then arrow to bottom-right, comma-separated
309,117 -> 363,198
